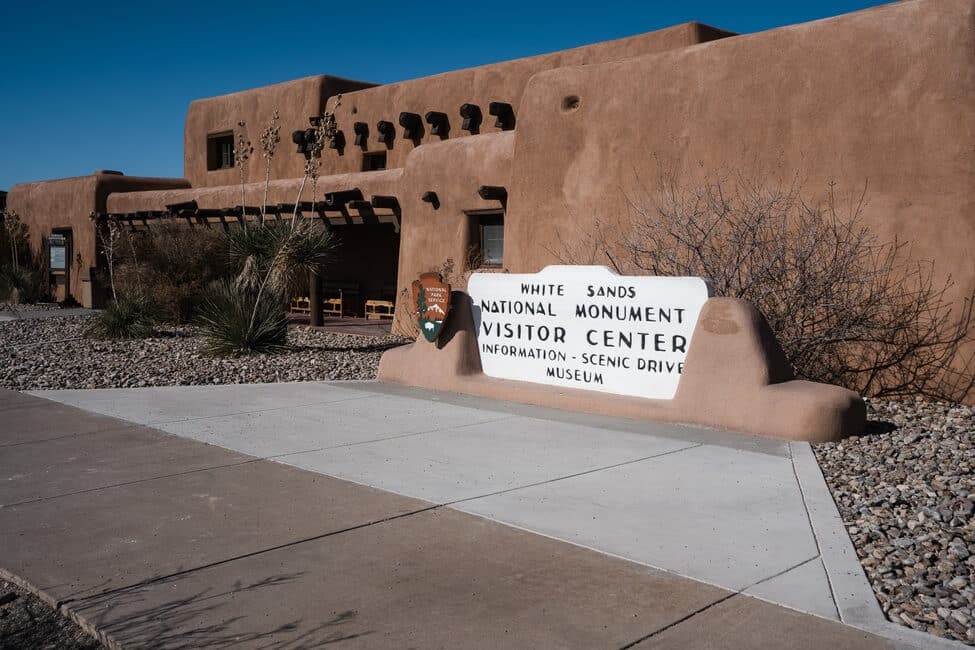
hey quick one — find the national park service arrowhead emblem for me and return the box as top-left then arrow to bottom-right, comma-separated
412,272 -> 451,343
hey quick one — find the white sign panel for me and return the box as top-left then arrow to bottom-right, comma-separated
468,266 -> 711,400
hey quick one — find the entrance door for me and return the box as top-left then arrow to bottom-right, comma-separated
49,229 -> 72,302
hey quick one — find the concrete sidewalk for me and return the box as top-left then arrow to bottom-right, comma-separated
0,384 -> 923,647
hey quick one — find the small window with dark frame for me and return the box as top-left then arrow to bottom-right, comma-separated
207,132 -> 235,171
362,151 -> 387,171
478,213 -> 504,267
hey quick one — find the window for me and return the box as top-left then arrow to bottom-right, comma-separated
362,151 -> 387,171
206,132 -> 235,171
467,211 -> 504,267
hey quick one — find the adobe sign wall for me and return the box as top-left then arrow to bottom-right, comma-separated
469,267 -> 710,400
378,266 -> 866,442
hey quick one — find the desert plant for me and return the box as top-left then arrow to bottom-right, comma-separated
259,110 -> 281,221
94,216 -> 125,301
0,265 -> 46,304
225,218 -> 337,297
617,171 -> 974,401
0,210 -> 47,304
196,279 -> 289,355
235,120 -> 254,219
196,105 -> 341,355
113,219 -> 228,324
83,293 -> 158,339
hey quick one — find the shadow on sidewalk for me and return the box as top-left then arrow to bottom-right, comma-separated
68,571 -> 370,649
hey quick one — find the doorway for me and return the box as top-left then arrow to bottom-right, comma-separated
49,229 -> 72,303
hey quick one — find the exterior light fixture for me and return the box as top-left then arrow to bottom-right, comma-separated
353,122 -> 369,147
459,103 -> 482,132
376,120 -> 395,144
399,112 -> 423,140
488,102 -> 515,130
425,111 -> 449,136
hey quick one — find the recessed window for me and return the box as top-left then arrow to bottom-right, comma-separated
468,211 -> 504,267
207,132 -> 235,171
362,151 -> 387,171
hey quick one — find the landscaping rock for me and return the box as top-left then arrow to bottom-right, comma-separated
0,315 -> 410,390
815,398 -> 975,645
0,580 -> 102,649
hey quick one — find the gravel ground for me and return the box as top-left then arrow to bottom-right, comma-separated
0,580 -> 103,650
815,399 -> 975,645
0,303 -> 61,314
0,315 -> 409,390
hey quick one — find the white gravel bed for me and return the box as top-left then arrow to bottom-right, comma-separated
815,399 -> 975,645
0,315 -> 410,390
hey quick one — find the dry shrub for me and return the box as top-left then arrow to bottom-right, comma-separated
0,210 -> 47,304
114,220 -> 229,324
617,173 -> 974,401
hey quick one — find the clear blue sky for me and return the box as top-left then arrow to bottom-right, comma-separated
0,0 -> 892,191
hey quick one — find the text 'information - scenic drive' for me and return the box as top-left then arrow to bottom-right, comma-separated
467,266 -> 711,399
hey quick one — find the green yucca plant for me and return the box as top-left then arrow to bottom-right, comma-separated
225,218 -> 337,296
199,107 -> 339,356
83,294 -> 158,339
203,218 -> 335,355
196,279 -> 289,355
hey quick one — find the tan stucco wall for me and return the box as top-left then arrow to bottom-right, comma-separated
183,75 -> 376,189
6,174 -> 190,305
503,0 -> 975,288
320,23 -> 732,176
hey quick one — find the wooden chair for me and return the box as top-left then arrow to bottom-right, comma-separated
290,296 -> 311,314
365,299 -> 395,320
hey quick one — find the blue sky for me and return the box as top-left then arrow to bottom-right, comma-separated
0,0 -> 892,191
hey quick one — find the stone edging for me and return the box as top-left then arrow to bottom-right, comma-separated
790,442 -> 968,650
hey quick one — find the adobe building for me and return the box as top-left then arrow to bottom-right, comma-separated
6,0 -> 974,393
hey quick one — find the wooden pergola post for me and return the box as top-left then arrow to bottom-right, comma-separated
308,265 -> 323,327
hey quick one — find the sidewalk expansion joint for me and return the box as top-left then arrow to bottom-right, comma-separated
0,423 -> 139,449
60,503 -> 442,609
266,414 -> 519,460
110,392 -> 380,427
619,554 -> 823,649
442,442 -> 703,508
617,591 -> 741,649
1,458 -> 263,508
53,440 -> 697,610
789,441 -> 842,620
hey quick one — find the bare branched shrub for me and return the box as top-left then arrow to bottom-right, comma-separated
94,215 -> 124,302
114,220 -> 229,324
621,173 -> 974,400
0,210 -> 46,304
